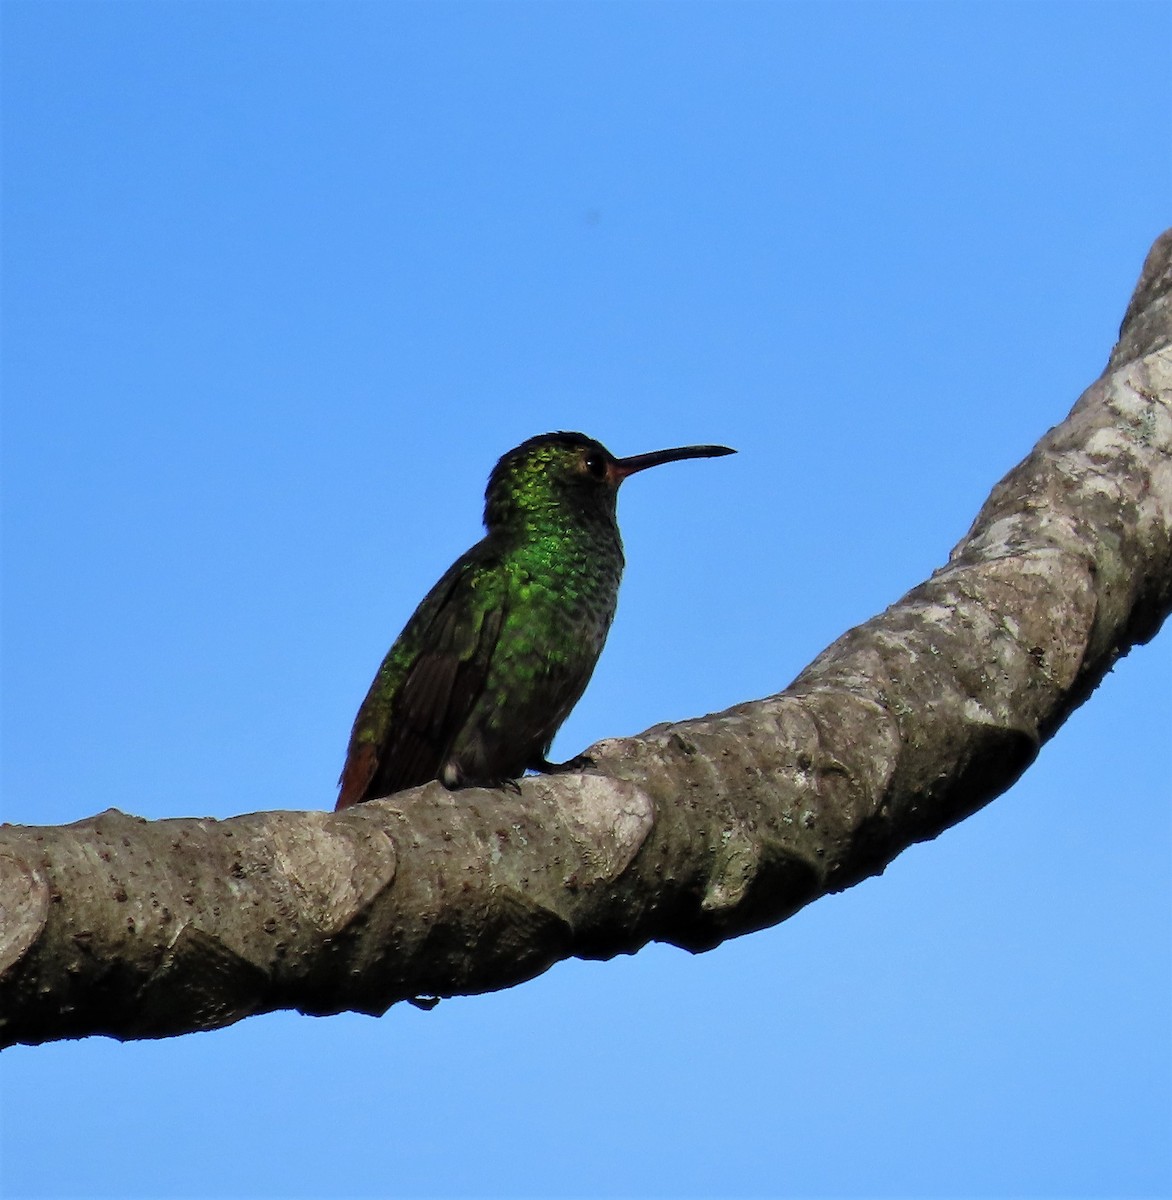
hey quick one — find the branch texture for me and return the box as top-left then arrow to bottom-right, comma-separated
3,232 -> 1170,1048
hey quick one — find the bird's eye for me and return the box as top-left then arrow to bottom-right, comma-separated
584,451 -> 608,478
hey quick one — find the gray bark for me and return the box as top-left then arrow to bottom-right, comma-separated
2,231 -> 1170,1049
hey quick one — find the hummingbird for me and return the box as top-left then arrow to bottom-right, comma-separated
335,431 -> 735,809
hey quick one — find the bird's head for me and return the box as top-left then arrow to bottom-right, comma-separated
483,431 -> 734,531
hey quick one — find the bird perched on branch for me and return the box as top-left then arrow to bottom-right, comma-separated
336,430 -> 734,809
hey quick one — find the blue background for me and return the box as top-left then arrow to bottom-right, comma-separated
2,3 -> 1169,1197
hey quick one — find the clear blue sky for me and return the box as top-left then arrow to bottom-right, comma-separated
2,3 -> 1169,1197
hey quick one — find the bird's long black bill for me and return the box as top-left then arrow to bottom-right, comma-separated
613,444 -> 736,480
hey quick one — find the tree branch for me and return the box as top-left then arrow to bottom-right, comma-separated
3,232 -> 1170,1049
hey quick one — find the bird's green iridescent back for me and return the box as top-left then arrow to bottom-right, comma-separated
447,511 -> 623,782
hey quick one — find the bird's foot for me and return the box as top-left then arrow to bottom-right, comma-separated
530,754 -> 595,776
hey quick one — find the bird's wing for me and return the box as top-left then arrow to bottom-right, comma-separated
335,539 -> 507,808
